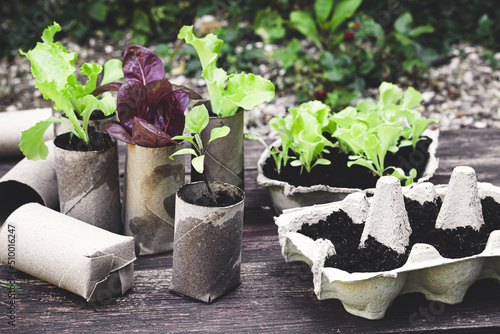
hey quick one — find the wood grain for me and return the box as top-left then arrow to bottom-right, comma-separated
1,129 -> 500,333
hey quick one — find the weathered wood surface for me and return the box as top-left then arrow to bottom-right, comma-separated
1,128 -> 500,333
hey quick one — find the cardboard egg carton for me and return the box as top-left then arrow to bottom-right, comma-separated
275,166 -> 500,320
258,129 -> 440,214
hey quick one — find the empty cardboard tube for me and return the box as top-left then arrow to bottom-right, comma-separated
0,108 -> 55,157
54,132 -> 121,233
0,203 -> 135,301
0,141 -> 58,225
123,143 -> 185,255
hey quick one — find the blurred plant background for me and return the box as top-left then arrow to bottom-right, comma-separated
1,0 -> 500,119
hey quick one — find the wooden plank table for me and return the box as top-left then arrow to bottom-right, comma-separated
1,129 -> 500,333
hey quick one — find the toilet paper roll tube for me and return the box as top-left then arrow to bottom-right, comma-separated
0,203 -> 136,301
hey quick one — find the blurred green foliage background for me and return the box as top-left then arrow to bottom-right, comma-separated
2,0 -> 499,108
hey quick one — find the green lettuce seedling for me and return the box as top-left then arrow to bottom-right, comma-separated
18,22 -> 123,160
267,101 -> 335,174
170,104 -> 230,204
178,25 -> 275,117
333,82 -> 438,185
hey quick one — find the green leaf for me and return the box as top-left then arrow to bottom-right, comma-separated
476,14 -> 492,37
253,9 -> 286,43
133,9 -> 151,33
315,0 -> 334,29
191,155 -> 205,174
185,105 -> 209,135
356,101 -> 376,114
376,123 -> 404,167
179,25 -> 275,117
332,106 -> 357,128
97,93 -> 117,116
359,59 -> 375,75
244,133 -> 270,149
394,12 -> 413,34
35,80 -> 72,114
208,126 -> 230,144
378,82 -> 403,108
348,158 -> 378,175
22,41 -> 76,91
19,117 -> 63,160
220,72 -> 275,117
320,52 -> 353,82
289,11 -> 322,47
170,148 -> 197,159
334,123 -> 367,154
409,168 -> 417,179
408,25 -> 434,37
178,25 -> 225,115
394,32 -> 413,46
410,118 -> 438,149
79,95 -> 100,141
361,19 -> 385,46
327,0 -> 362,33
178,25 -> 223,70
101,59 -> 124,86
390,168 -> 407,181
314,158 -> 331,166
74,62 -> 102,98
88,1 -> 109,22
401,86 -> 422,110
41,22 -> 61,43
172,135 -> 195,146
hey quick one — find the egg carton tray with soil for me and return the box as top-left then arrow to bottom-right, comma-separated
275,166 -> 500,320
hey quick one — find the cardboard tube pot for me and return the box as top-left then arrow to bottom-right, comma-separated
0,141 -> 58,224
0,203 -> 135,302
53,110 -> 118,137
193,109 -> 244,189
170,181 -> 245,303
0,108 -> 54,157
123,142 -> 185,255
54,130 -> 121,233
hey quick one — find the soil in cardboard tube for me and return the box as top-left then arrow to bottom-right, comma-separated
263,135 -> 432,189
54,126 -> 114,152
181,189 -> 242,207
298,197 -> 500,273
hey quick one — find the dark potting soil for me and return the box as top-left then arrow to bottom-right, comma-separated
188,189 -> 243,207
298,196 -> 500,273
54,126 -> 114,152
75,109 -> 113,120
263,136 -> 432,189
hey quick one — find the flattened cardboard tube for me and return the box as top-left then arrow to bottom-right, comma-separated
0,203 -> 136,301
359,176 -> 411,254
0,141 -> 58,224
0,108 -> 55,157
436,166 -> 484,231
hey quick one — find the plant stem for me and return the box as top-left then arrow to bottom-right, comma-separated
203,173 -> 218,205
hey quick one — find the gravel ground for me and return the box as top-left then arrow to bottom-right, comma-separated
1,38 -> 499,138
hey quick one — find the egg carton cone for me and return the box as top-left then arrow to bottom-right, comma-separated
275,166 -> 500,320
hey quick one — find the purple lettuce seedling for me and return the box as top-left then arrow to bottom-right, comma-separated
105,45 -> 201,148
